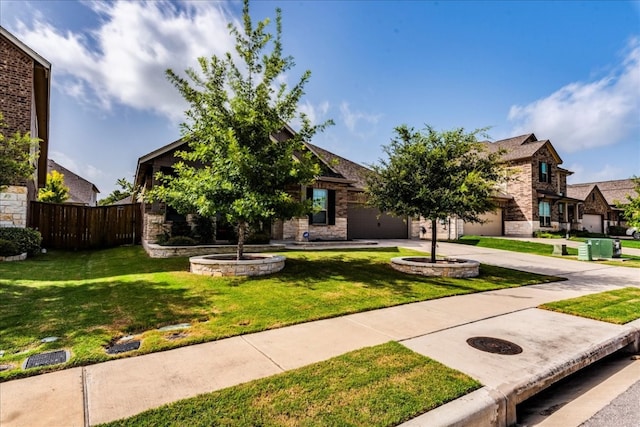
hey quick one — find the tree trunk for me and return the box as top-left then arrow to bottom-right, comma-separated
236,221 -> 247,260
431,218 -> 437,264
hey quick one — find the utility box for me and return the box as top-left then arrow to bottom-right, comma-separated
613,239 -> 622,258
578,244 -> 592,261
588,239 -> 614,259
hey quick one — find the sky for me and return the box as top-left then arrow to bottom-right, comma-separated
1,0 -> 639,199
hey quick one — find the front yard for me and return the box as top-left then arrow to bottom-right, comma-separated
0,246 -> 560,381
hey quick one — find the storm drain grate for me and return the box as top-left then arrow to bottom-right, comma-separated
106,340 -> 141,355
467,336 -> 523,355
24,350 -> 68,369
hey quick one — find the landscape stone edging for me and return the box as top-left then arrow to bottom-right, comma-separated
0,252 -> 27,262
190,254 -> 286,277
142,240 -> 285,258
390,257 -> 480,278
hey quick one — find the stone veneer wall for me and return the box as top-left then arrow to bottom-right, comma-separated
0,186 -> 28,227
143,212 -> 166,243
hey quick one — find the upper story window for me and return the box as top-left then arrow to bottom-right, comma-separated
539,201 -> 551,227
539,161 -> 551,183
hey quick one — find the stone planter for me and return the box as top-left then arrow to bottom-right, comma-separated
390,257 -> 480,278
0,252 -> 27,262
190,253 -> 286,277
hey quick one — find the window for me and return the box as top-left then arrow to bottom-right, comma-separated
307,188 -> 336,225
539,201 -> 551,227
539,162 -> 551,183
311,189 -> 328,224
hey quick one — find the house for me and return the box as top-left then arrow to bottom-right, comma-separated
455,134 -> 582,237
0,26 -> 51,227
568,179 -> 639,233
47,159 -> 100,206
134,126 -> 417,243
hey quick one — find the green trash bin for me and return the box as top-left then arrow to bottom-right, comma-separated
587,239 -> 614,259
578,243 -> 592,261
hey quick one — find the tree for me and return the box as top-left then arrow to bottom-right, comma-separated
38,170 -> 70,203
150,0 -> 331,259
99,178 -> 136,206
0,112 -> 40,191
366,125 -> 505,263
619,176 -> 640,230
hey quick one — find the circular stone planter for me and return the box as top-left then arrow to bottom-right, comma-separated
0,252 -> 27,262
390,257 -> 480,278
190,253 -> 286,277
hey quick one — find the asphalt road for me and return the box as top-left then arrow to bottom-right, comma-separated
579,379 -> 640,427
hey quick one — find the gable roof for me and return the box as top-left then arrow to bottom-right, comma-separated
48,159 -> 100,205
482,133 -> 563,164
568,179 -> 637,206
304,142 -> 370,190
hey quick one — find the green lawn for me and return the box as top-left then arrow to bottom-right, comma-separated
540,287 -> 640,324
0,246 -> 560,381
100,342 -> 480,427
453,236 -> 640,267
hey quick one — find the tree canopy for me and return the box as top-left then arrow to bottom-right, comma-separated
366,125 -> 504,262
99,178 -> 136,206
0,112 -> 40,191
38,170 -> 70,203
150,0 -> 331,259
619,177 -> 640,230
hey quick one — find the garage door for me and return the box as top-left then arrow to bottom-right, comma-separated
463,209 -> 502,236
347,204 -> 408,239
582,214 -> 603,234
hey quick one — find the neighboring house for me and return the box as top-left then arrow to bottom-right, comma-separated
568,179 -> 639,233
0,26 -> 51,227
458,134 -> 582,237
134,126 -> 417,243
47,159 -> 100,206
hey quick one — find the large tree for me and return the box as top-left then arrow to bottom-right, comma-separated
99,178 -> 136,206
0,112 -> 40,191
367,125 -> 504,263
619,176 -> 640,233
151,0 -> 331,259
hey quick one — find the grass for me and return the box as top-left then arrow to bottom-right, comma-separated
453,235 -> 578,256
0,245 -> 560,381
540,287 -> 640,325
453,235 -> 640,267
99,341 -> 481,427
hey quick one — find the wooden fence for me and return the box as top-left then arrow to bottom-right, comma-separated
29,202 -> 142,250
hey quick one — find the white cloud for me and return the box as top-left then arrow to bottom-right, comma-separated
339,102 -> 382,138
508,38 -> 640,152
566,163 -> 620,184
49,150 -> 104,185
297,100 -> 330,126
13,0 -> 236,121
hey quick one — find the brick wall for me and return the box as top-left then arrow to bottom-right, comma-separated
0,186 -> 28,227
0,35 -> 33,139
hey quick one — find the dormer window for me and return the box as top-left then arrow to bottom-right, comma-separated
539,161 -> 551,183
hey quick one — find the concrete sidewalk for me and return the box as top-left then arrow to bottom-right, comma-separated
1,241 -> 639,426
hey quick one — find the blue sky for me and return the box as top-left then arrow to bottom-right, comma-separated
1,0 -> 639,198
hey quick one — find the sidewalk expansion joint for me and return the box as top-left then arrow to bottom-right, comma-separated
240,336 -> 286,373
397,307 -> 534,344
82,366 -> 89,427
343,317 -> 396,339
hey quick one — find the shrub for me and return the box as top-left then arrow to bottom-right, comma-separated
0,238 -> 20,257
163,236 -> 197,246
0,227 -> 42,256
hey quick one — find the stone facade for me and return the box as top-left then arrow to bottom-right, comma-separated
0,186 -> 28,227
143,212 -> 166,243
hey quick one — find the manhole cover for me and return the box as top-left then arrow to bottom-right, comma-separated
466,336 -> 523,355
24,350 -> 68,369
106,340 -> 140,355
